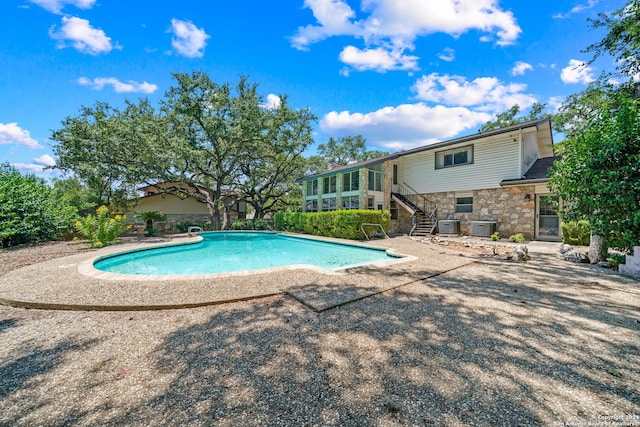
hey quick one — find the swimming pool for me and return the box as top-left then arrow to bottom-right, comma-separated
93,232 -> 399,276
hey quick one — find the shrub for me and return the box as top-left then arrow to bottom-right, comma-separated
561,220 -> 591,246
607,253 -> 626,269
0,163 -> 77,247
274,209 -> 390,240
508,233 -> 526,243
175,221 -> 213,233
75,205 -> 129,247
490,232 -> 501,241
228,219 -> 272,230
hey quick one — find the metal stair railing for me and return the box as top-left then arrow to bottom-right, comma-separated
391,182 -> 438,236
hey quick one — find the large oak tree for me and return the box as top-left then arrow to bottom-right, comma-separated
52,72 -> 316,229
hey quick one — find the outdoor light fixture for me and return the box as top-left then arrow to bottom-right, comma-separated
524,194 -> 531,202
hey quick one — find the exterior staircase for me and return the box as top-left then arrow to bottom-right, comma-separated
391,183 -> 437,237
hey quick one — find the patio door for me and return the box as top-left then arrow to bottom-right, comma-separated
536,195 -> 561,240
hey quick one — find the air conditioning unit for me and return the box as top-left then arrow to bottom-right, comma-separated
438,220 -> 460,235
471,221 -> 497,237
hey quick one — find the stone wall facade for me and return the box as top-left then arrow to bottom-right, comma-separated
391,185 -> 537,239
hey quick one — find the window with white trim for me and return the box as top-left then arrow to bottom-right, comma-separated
342,171 -> 359,192
342,195 -> 359,210
436,145 -> 473,169
305,199 -> 318,212
368,169 -> 382,191
306,180 -> 318,196
322,197 -> 337,211
455,196 -> 473,213
323,176 -> 336,194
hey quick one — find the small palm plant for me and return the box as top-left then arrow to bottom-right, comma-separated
135,211 -> 166,236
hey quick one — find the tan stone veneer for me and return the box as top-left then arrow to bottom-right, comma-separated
391,185 -> 537,239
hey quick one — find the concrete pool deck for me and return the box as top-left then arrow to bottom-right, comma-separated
0,234 -> 480,312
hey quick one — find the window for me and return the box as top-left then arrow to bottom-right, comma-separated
436,145 -> 473,169
392,164 -> 398,185
342,195 -> 359,210
306,180 -> 318,196
323,176 -> 336,194
343,171 -> 359,192
322,197 -> 337,211
455,196 -> 473,213
367,197 -> 375,209
368,169 -> 383,191
390,201 -> 398,220
305,199 -> 318,212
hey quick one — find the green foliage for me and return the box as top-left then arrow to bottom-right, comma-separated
561,221 -> 592,246
607,253 -> 627,269
548,96 -> 640,252
134,211 -> 166,223
51,73 -> 317,229
584,0 -> 640,78
228,219 -> 272,230
481,102 -> 548,132
51,176 -> 98,212
175,221 -> 213,233
275,209 -> 390,240
490,232 -> 501,241
75,205 -> 129,247
0,163 -> 77,248
316,135 -> 389,168
508,233 -> 526,243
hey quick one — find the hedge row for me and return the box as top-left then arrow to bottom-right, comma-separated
274,209 -> 391,240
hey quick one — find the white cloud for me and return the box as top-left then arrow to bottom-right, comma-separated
547,96 -> 565,113
0,123 -> 42,149
320,103 -> 492,150
77,77 -> 158,94
291,0 -> 521,72
511,61 -> 533,76
553,0 -> 598,19
33,154 -> 56,167
438,47 -> 455,62
290,0 -> 358,50
412,73 -> 537,112
561,59 -> 595,84
28,0 -> 95,14
49,16 -> 116,55
169,19 -> 210,58
339,45 -> 419,72
264,94 -> 282,109
11,163 -> 53,173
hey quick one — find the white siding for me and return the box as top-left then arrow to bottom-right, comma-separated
521,131 -> 539,175
536,120 -> 555,157
397,135 -> 521,193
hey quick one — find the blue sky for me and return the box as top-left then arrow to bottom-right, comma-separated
0,0 -> 625,177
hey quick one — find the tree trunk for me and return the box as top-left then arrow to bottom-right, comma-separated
588,234 -> 607,264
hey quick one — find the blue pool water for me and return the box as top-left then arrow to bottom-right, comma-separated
94,232 -> 396,275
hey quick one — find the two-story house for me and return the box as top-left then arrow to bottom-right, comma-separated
297,118 -> 560,240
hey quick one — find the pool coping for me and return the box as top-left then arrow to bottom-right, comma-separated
81,232 -> 417,281
0,234 -> 476,312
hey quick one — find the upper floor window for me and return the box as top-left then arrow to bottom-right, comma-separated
368,169 -> 383,192
343,171 -> 359,192
323,176 -> 336,194
436,145 -> 473,169
306,180 -> 318,196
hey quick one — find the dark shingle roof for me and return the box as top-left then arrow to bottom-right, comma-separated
297,117 -> 552,182
524,156 -> 561,180
500,155 -> 561,185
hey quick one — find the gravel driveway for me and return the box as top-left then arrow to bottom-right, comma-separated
0,239 -> 638,426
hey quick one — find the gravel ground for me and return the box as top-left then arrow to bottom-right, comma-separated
0,240 -> 639,426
